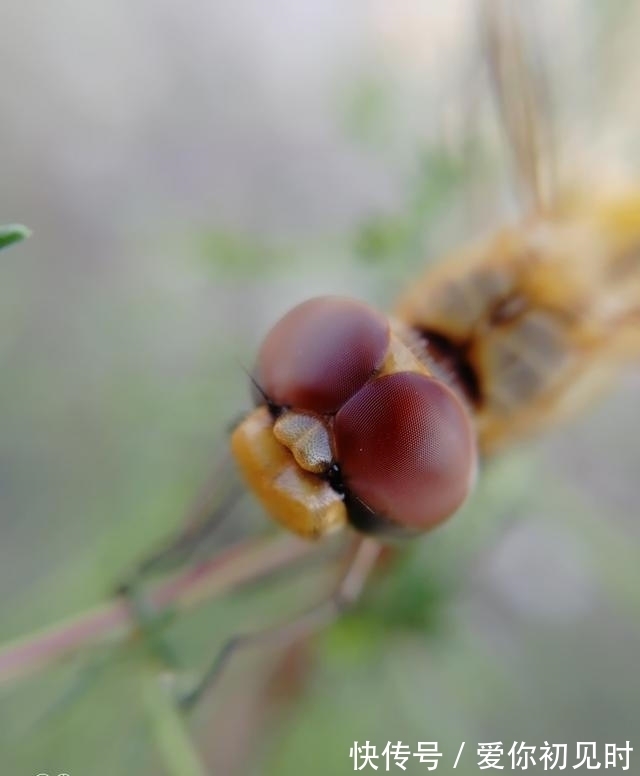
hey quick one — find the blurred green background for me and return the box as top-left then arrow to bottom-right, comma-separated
0,1 -> 639,774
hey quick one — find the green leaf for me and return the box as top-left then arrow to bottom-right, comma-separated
0,224 -> 31,251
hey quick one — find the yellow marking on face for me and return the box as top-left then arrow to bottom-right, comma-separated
231,407 -> 346,539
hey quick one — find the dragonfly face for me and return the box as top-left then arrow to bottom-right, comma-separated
231,295 -> 477,539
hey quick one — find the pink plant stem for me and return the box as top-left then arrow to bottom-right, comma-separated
0,534 -> 314,684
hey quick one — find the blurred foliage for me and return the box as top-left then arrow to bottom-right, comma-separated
340,76 -> 395,148
197,228 -> 292,277
354,146 -> 482,265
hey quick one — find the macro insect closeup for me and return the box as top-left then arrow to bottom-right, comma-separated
1,1 -> 639,775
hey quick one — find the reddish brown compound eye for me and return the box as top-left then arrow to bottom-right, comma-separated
254,296 -> 390,414
334,372 -> 477,532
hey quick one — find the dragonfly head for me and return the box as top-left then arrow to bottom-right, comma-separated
232,296 -> 478,539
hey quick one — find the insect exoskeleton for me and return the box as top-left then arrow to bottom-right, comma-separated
231,295 -> 478,539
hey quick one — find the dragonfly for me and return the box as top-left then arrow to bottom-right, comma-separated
1,2 -> 638,772
112,0 -> 640,711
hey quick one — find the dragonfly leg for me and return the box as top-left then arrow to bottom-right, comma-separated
179,537 -> 382,710
116,467 -> 245,667
116,483 -> 243,597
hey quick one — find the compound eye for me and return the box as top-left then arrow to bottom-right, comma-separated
334,372 -> 477,531
254,296 -> 390,414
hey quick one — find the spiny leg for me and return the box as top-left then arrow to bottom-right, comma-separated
179,537 -> 382,710
117,452 -> 246,594
116,454 -> 245,666
118,488 -> 244,596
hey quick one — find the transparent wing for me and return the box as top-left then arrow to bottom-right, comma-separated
480,0 -> 558,215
